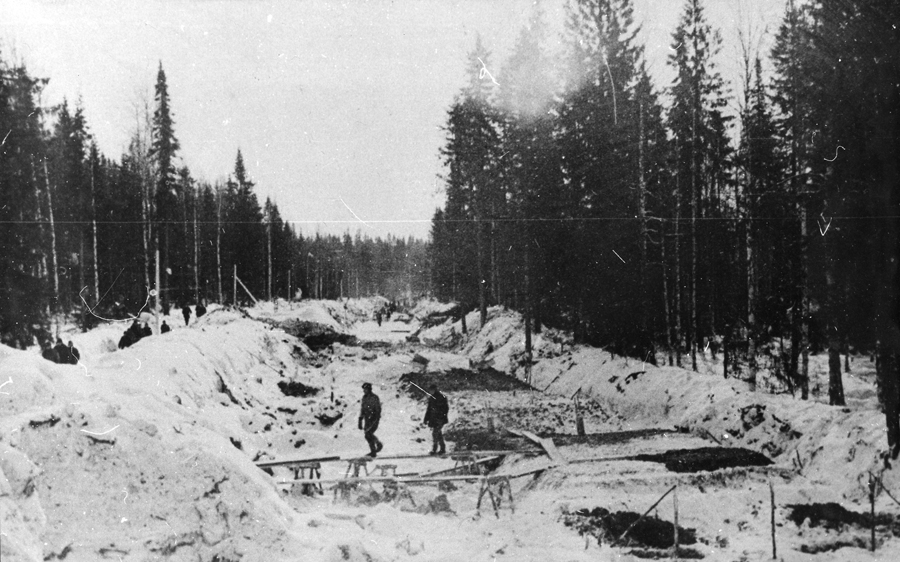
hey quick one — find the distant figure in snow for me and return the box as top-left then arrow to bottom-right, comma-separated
41,341 -> 58,363
182,305 -> 192,326
65,341 -> 81,365
160,321 -> 171,334
118,320 -> 141,349
423,385 -> 449,455
375,311 -> 382,327
141,323 -> 152,338
358,382 -> 383,457
52,338 -> 68,364
196,302 -> 207,318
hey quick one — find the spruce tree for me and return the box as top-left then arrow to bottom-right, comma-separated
667,0 -> 732,371
150,62 -> 180,310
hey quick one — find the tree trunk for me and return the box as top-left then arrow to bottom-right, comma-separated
879,350 -> 900,460
90,164 -> 100,305
477,213 -> 487,327
662,221 -> 674,366
828,336 -> 846,406
799,201 -> 810,399
42,159 -> 60,313
674,156 -> 683,368
525,240 -> 532,363
193,188 -> 200,303
747,200 -> 758,383
216,191 -> 223,304
30,159 -> 49,286
690,99 -> 699,372
638,97 -> 650,346
267,218 -> 272,301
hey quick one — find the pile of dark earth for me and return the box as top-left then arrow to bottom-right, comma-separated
399,368 -> 535,397
631,447 -> 772,473
787,502 -> 900,553
563,507 -> 703,558
787,502 -> 900,532
275,318 -> 358,351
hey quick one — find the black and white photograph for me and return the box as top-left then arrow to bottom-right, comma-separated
1,0 -> 899,560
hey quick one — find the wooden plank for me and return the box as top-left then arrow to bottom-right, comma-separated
258,449 -> 540,467
256,455 -> 340,468
278,474 -> 487,486
418,456 -> 501,478
339,449 -> 541,462
278,466 -> 554,487
510,429 -> 568,465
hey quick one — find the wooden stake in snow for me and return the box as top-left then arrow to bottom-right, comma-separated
155,249 -> 161,334
574,390 -> 586,436
673,486 -> 679,558
235,272 -> 259,305
769,479 -> 776,559
869,471 -> 877,551
614,485 -> 677,546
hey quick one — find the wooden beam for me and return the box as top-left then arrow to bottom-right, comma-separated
509,428 -> 568,465
418,456 -> 501,478
256,455 -> 341,468
277,468 -> 551,487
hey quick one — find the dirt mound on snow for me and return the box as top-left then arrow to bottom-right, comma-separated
563,506 -> 699,551
399,367 -> 534,395
632,447 -> 772,473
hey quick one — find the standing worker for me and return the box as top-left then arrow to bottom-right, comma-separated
182,304 -> 192,326
358,382 -> 383,457
66,341 -> 80,364
423,385 -> 449,455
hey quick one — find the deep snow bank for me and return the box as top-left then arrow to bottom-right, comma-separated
431,306 -> 888,502
0,306 -> 364,562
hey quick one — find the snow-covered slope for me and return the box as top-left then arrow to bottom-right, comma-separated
430,306 -> 892,503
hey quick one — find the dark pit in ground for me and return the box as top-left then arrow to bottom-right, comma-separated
400,368 -> 535,396
563,506 -> 698,551
787,503 -> 900,534
631,447 -> 772,473
277,380 -> 320,397
276,319 -> 358,351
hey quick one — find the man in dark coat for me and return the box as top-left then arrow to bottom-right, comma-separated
196,302 -> 207,318
160,321 -> 171,334
127,319 -> 142,341
358,382 -> 383,457
52,338 -> 68,364
41,342 -> 58,363
182,305 -> 192,326
423,386 -> 449,455
65,341 -> 80,364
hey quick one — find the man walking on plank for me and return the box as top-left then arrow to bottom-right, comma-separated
359,382 -> 383,457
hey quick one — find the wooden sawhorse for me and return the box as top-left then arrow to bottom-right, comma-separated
292,462 -> 323,495
345,458 -> 371,478
476,476 -> 514,518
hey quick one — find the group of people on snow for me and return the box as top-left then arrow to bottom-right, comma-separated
41,338 -> 80,365
358,381 -> 449,457
117,302 -> 207,349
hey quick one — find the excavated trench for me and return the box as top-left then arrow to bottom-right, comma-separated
400,368 -> 536,394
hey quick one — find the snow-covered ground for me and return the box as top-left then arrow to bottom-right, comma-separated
3,299 -> 899,561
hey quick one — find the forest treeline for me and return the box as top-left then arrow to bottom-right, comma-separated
1,59 -> 428,347
431,0 -> 899,411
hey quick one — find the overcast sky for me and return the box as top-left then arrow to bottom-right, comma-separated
1,0 -> 784,239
